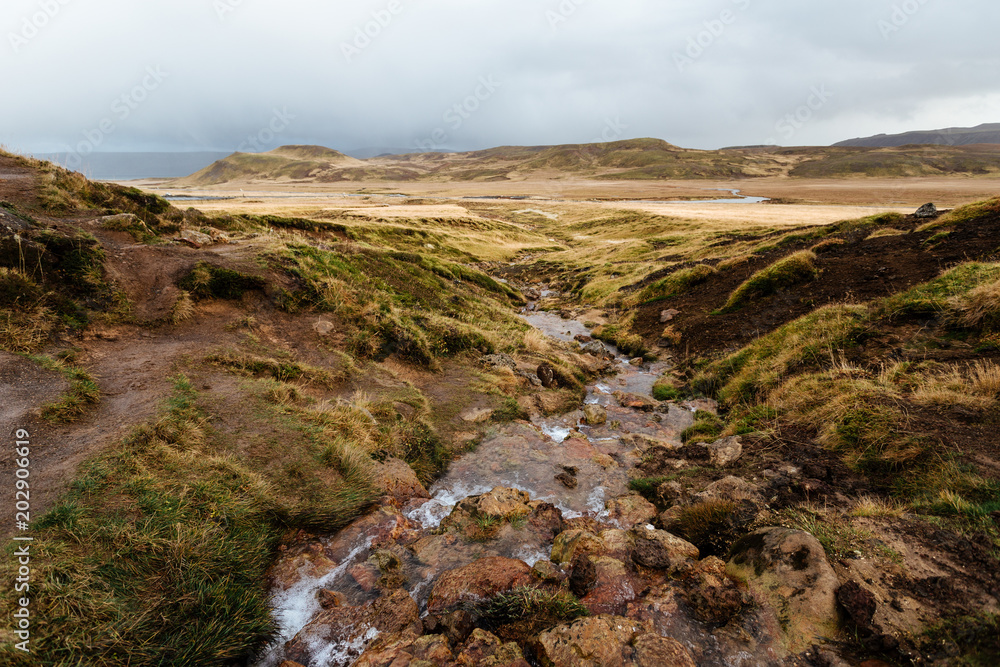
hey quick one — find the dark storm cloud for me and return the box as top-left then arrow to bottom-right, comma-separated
3,0 -> 998,155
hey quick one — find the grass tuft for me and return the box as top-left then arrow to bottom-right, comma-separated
719,250 -> 818,313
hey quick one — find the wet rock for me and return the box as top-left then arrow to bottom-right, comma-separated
349,563 -> 379,593
914,203 -> 938,218
537,615 -> 695,667
704,436 -> 743,467
516,369 -> 543,387
373,457 -> 430,504
551,529 -> 606,565
441,487 -> 535,538
481,353 -> 517,371
582,403 -> 607,426
728,527 -> 841,652
537,362 -> 558,388
325,506 -> 417,561
660,308 -> 681,323
837,580 -> 878,631
527,502 -> 566,542
455,628 -> 529,667
555,471 -> 578,489
354,629 -> 455,667
680,556 -> 750,627
598,529 -> 633,560
614,391 -> 658,412
569,552 -> 598,597
579,556 -> 638,615
605,494 -> 658,528
284,588 -> 419,666
427,557 -> 532,614
318,588 -> 346,609
280,661 -> 307,667
630,525 -> 699,571
441,609 -> 476,646
409,532 -> 459,568
582,340 -> 613,359
532,559 -> 566,583
629,357 -> 644,366
268,541 -> 339,591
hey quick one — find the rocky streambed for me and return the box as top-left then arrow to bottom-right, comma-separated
255,311 -> 854,667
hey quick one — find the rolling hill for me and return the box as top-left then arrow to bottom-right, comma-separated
834,123 -> 1000,148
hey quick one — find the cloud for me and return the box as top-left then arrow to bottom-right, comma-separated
2,0 -> 998,153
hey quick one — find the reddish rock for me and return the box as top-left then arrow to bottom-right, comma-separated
374,457 -> 430,504
284,588 -> 419,666
427,557 -> 532,614
614,391 -> 658,412
579,556 -> 638,616
268,541 -> 338,591
349,563 -> 379,593
680,556 -> 750,627
537,615 -> 695,667
456,628 -> 530,666
606,494 -> 658,528
317,588 -> 346,609
550,529 -> 606,565
630,525 -> 699,571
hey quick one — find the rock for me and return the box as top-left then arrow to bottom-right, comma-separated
284,588 -> 419,666
312,319 -> 335,336
267,541 -> 339,591
679,556 -> 750,627
656,480 -> 685,505
660,308 -> 681,323
582,404 -> 607,426
605,494 -> 658,528
349,563 -> 379,593
574,334 -> 593,343
555,471 -> 578,489
682,398 -> 718,414
517,369 -> 543,387
569,552 -> 598,597
837,580 -> 878,631
98,213 -> 144,230
629,357 -> 644,366
317,589 -> 346,609
280,662 -> 307,667
693,475 -> 761,503
481,353 -> 517,371
550,529 -> 606,565
728,527 -> 841,652
704,436 -> 743,467
178,228 -> 213,248
537,362 -> 558,388
477,487 -> 533,519
579,556 -> 638,615
614,391 -> 658,412
527,502 -> 566,542
440,609 -> 476,646
537,615 -> 695,667
630,525 -> 699,571
373,457 -> 429,504
914,202 -> 938,218
532,559 -> 565,583
460,407 -> 495,423
427,557 -> 531,613
354,630 -> 454,667
582,340 -> 613,359
455,628 -> 529,667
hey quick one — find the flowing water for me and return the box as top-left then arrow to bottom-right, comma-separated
256,311 -> 779,666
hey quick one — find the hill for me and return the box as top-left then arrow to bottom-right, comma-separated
835,123 -> 1000,148
176,139 -> 1000,185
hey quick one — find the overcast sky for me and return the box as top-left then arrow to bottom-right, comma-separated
3,0 -> 999,156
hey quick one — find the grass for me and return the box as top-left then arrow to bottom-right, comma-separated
625,264 -> 716,307
718,250 -> 818,313
206,349 -> 341,386
916,197 -> 1000,232
919,613 -> 1000,666
0,374 -> 380,666
30,354 -> 101,423
471,586 -> 589,647
681,410 -> 724,444
179,262 -> 267,301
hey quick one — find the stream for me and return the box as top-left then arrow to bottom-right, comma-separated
255,309 -> 779,667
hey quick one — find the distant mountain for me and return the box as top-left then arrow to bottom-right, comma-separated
344,146 -> 453,159
171,139 -> 1000,186
34,151 -> 232,180
834,123 -> 1000,148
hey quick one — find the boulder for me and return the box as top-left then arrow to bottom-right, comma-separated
550,529 -> 606,565
679,556 -> 750,627
537,362 -> 558,388
455,628 -> 530,667
614,391 -> 658,412
837,580 -> 878,632
728,527 -> 841,652
582,341 -> 613,359
578,556 -> 638,616
460,407 -> 495,423
704,436 -> 743,467
660,309 -> 681,323
629,525 -> 699,571
373,457 -> 429,504
605,494 -> 658,528
481,353 -> 517,371
284,588 -> 419,666
427,557 -> 531,614
267,541 -> 339,591
914,203 -> 938,218
178,228 -> 213,248
537,615 -> 695,667
354,630 -> 454,667
582,404 -> 607,426
692,476 -> 761,504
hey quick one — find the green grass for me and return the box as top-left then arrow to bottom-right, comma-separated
626,264 -> 716,306
179,262 -> 268,300
681,410 -> 724,444
718,250 -> 818,313
30,354 -> 101,423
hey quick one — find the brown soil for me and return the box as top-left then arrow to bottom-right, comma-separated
630,212 -> 1000,356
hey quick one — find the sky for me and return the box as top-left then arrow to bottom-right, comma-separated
3,0 -> 999,158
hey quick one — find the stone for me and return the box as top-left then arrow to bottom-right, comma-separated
427,557 -> 531,614
914,203 -> 938,218
178,228 -> 213,248
837,580 -> 878,631
537,615 -> 695,667
656,480 -> 685,505
582,403 -> 607,426
317,588 -> 346,609
569,552 -> 597,597
614,391 -> 658,412
693,475 -> 761,503
550,529 -> 606,565
312,319 -> 335,336
532,559 -> 565,583
660,308 -> 681,323
705,436 -> 743,467
682,398 -> 719,414
555,471 -> 578,489
441,609 -> 476,646
574,334 -> 593,343
373,457 -> 429,504
284,588 -> 419,666
480,353 -> 517,371
477,487 -> 533,519
280,662 -> 307,667
537,362 -> 558,388
679,556 -> 750,627
267,541 -> 339,591
630,525 -> 699,571
455,628 -> 529,667
582,340 -> 613,359
629,357 -> 644,366
460,407 -> 494,423
349,563 -> 379,593
605,494 -> 658,528
579,556 -> 638,616
527,501 -> 566,542
728,527 -> 842,652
